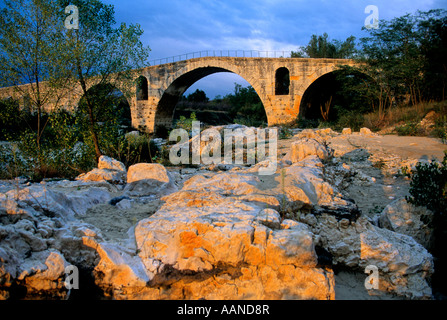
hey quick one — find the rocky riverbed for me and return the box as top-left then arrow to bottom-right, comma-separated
1,126 -> 444,300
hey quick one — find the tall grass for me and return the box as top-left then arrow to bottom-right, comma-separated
361,100 -> 447,136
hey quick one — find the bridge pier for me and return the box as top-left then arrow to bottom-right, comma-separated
134,90 -> 303,133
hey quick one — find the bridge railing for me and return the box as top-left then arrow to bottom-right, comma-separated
149,50 -> 293,66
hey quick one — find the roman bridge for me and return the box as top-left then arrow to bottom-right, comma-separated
0,55 -> 357,133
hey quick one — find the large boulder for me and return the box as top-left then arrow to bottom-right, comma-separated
283,138 -> 330,163
89,166 -> 337,299
284,158 -> 336,207
98,155 -> 126,172
0,180 -> 111,299
308,213 -> 433,299
170,124 -> 275,168
1,184 -> 111,219
76,168 -> 126,184
378,198 -> 434,250
76,156 -> 127,184
0,128 -> 437,300
124,163 -> 177,197
127,163 -> 171,184
129,196 -> 334,300
82,237 -> 151,297
0,198 -> 105,299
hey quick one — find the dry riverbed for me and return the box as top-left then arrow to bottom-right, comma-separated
1,127 -> 445,300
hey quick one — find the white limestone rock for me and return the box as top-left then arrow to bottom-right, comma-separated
378,198 -> 434,249
124,163 -> 177,197
283,138 -> 330,163
98,155 -> 126,173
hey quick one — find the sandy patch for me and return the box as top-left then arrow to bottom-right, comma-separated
78,199 -> 163,243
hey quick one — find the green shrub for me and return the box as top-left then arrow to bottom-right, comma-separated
335,110 -> 365,132
0,98 -> 31,140
174,112 -> 197,133
278,127 -> 293,140
294,118 -> 320,129
113,133 -> 160,166
407,152 -> 447,215
394,122 -> 424,136
154,125 -> 170,139
407,151 -> 447,295
433,115 -> 447,143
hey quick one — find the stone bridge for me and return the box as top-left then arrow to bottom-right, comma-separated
0,56 -> 357,133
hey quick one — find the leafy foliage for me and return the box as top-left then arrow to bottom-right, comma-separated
0,0 -> 151,179
0,98 -> 32,140
227,84 -> 267,127
0,0 -> 72,154
407,152 -> 447,215
394,122 -> 424,136
290,11 -> 447,130
61,0 -> 150,161
358,10 -> 447,107
407,152 -> 447,295
185,89 -> 209,103
174,112 -> 197,133
291,33 -> 357,59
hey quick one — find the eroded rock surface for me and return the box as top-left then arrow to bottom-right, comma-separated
0,125 -> 439,300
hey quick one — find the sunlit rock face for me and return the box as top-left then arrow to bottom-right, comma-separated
76,155 -> 127,184
90,166 -> 336,300
124,163 -> 178,197
0,127 -> 437,300
128,196 -> 334,300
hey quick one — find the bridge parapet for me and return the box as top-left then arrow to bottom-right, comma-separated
149,50 -> 293,66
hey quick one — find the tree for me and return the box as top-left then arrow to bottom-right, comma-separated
359,9 -> 447,106
292,33 -> 357,59
186,89 -> 209,103
226,84 -> 266,125
62,0 -> 150,162
0,0 -> 71,155
360,14 -> 424,106
330,10 -> 447,128
417,10 -> 447,101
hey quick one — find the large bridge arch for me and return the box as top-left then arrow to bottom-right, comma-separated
298,66 -> 370,121
152,61 -> 268,129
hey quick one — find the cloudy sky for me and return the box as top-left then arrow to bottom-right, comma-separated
105,0 -> 447,98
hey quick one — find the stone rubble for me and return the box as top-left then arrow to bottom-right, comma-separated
0,125 -> 437,300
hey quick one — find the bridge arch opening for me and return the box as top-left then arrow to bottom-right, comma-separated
154,66 -> 267,134
275,67 -> 290,95
136,76 -> 148,101
299,69 -> 372,126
